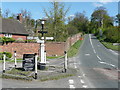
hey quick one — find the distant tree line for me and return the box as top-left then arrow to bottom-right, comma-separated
0,2 -> 119,43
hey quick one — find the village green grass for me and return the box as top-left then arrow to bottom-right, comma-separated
1,67 -> 77,81
101,41 -> 119,51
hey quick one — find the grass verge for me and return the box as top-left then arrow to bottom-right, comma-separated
47,56 -> 64,59
2,68 -> 33,81
67,40 -> 83,57
101,41 -> 119,51
40,74 -> 74,82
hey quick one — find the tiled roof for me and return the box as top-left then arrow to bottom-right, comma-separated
0,18 -> 29,36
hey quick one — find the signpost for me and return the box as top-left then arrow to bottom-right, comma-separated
38,19 -> 48,70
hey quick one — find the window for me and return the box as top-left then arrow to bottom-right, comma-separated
4,34 -> 12,38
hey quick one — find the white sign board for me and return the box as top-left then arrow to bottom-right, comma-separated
41,37 -> 54,40
46,37 -> 54,40
37,40 -> 44,43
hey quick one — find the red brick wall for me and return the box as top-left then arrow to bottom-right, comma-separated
0,34 -> 4,37
0,33 -> 82,58
12,35 -> 27,40
0,43 -> 39,58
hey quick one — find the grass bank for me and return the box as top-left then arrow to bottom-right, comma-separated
101,41 -> 119,51
67,40 -> 83,57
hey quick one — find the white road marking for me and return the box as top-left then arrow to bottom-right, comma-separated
83,74 -> 86,77
89,34 -> 97,54
93,49 -> 96,53
97,55 -> 102,61
78,76 -> 81,78
85,54 -> 90,56
82,85 -> 88,88
109,49 -> 118,55
69,79 -> 74,84
69,85 -> 75,89
80,79 -> 85,84
75,65 -> 77,68
98,61 -> 116,68
109,64 -> 115,67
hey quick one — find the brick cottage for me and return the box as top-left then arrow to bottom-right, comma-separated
0,14 -> 29,40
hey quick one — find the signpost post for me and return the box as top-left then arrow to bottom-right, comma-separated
38,19 -> 48,70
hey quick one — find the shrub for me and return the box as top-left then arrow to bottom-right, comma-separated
103,27 -> 120,43
0,52 -> 12,60
1,37 -> 15,44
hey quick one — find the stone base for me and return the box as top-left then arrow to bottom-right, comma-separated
38,63 -> 46,70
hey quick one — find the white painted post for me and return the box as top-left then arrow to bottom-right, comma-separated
3,54 -> 6,73
35,53 -> 38,79
14,51 -> 17,68
64,51 -> 67,73
40,40 -> 45,63
44,51 -> 46,63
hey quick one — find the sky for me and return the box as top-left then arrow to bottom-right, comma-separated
1,0 -> 119,21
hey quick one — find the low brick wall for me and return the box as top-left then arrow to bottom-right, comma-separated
0,33 -> 82,58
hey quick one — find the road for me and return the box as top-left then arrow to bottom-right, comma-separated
2,34 -> 119,89
76,34 -> 119,88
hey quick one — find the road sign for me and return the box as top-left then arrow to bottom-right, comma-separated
41,37 -> 54,40
37,40 -> 44,43
46,37 -> 54,40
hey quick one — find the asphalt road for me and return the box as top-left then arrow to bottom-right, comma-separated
1,34 -> 119,89
76,34 -> 119,88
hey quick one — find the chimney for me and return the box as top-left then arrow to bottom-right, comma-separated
17,13 -> 22,23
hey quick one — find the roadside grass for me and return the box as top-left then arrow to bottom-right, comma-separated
2,68 -> 33,81
0,58 -> 23,63
47,56 -> 64,59
6,68 -> 32,75
67,40 -> 83,57
40,74 -> 74,82
101,41 -> 119,51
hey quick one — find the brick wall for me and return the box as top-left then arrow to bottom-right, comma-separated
12,35 -> 27,40
0,33 -> 82,58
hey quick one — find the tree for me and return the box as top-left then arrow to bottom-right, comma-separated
90,7 -> 114,34
4,9 -> 11,18
43,2 -> 69,41
91,7 -> 113,28
20,9 -> 34,36
68,12 -> 89,34
116,14 -> 120,26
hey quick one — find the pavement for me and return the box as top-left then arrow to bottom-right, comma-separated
1,34 -> 119,89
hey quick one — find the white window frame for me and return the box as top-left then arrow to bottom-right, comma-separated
4,34 -> 12,38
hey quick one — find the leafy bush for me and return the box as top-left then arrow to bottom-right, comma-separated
0,37 -> 15,44
0,52 -> 12,60
103,27 -> 120,43
25,39 -> 36,43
